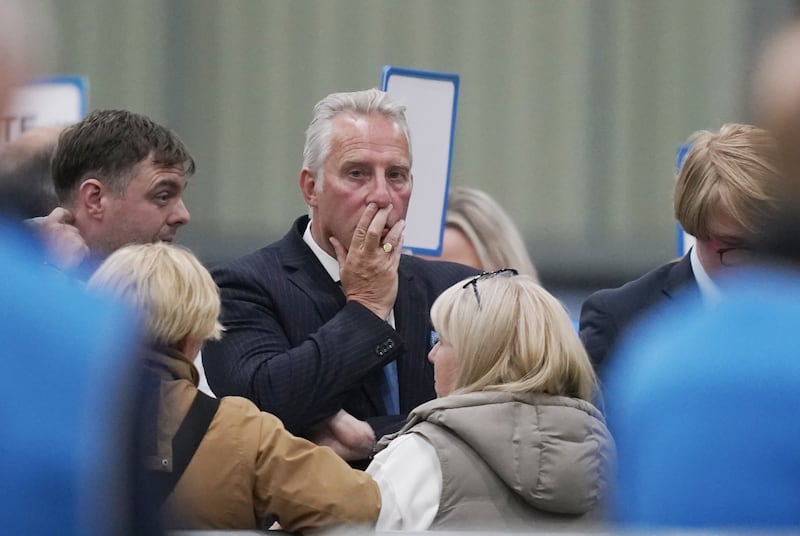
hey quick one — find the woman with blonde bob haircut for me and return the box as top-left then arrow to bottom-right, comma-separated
88,243 -> 381,531
367,271 -> 614,532
90,241 -> 223,353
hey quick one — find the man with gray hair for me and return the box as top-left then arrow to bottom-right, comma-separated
204,88 -> 476,460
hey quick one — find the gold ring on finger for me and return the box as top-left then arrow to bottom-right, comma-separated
382,243 -> 393,253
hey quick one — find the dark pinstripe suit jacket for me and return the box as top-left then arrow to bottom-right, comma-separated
579,254 -> 699,373
203,216 -> 478,436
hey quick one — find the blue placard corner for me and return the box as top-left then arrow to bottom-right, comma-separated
26,75 -> 90,116
381,66 -> 460,91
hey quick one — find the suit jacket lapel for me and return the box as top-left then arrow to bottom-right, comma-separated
662,253 -> 698,301
393,259 -> 432,413
279,217 -> 345,321
279,217 -> 384,414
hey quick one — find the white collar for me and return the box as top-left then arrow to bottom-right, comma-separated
690,246 -> 721,306
302,220 -> 340,282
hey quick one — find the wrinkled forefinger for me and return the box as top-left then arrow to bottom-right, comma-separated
365,204 -> 392,247
350,202 -> 379,248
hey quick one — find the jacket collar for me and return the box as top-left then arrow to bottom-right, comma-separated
662,253 -> 699,300
278,216 -> 346,319
143,343 -> 199,386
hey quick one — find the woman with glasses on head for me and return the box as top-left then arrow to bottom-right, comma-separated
366,270 -> 614,532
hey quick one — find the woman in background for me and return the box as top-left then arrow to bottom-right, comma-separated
367,270 -> 613,531
88,243 -> 380,531
427,186 -> 539,280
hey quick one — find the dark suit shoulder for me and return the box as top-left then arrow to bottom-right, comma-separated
584,257 -> 692,320
209,245 -> 282,293
212,242 -> 279,270
580,256 -> 694,369
399,256 -> 479,292
209,222 -> 300,284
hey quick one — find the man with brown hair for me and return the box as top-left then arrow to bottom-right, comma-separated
580,123 -> 784,371
31,109 -> 194,275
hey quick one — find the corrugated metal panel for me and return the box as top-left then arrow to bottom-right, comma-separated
43,0 -> 791,277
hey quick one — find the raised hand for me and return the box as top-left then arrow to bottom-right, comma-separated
331,203 -> 404,320
27,207 -> 89,270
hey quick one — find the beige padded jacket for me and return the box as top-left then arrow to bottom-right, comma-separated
380,391 -> 614,531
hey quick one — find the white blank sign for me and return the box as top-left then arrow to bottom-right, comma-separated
381,66 -> 459,255
2,76 -> 87,145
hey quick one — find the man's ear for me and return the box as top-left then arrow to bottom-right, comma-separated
77,179 -> 106,220
299,168 -> 319,207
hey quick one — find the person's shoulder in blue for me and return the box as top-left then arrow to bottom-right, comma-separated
0,220 -> 140,535
605,264 -> 800,529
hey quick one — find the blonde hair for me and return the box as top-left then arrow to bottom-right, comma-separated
446,187 -> 539,281
430,274 -> 596,401
87,243 -> 223,347
674,123 -> 782,240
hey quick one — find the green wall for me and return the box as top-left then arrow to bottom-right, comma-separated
41,0 -> 796,281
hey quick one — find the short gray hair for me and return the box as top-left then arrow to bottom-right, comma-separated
302,88 -> 412,190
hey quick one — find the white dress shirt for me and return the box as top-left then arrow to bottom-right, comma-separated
690,246 -> 722,306
366,433 -> 441,530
